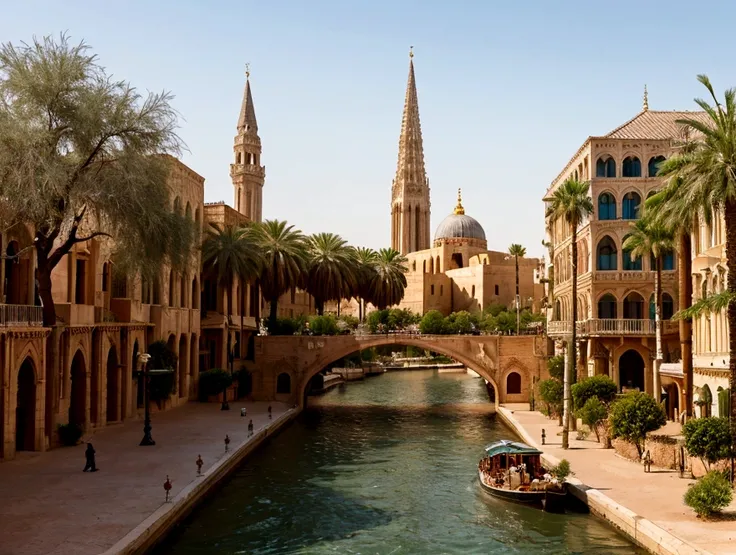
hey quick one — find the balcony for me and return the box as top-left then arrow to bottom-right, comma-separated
548,318 -> 680,338
0,304 -> 43,327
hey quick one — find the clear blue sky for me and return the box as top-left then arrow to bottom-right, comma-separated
4,0 -> 736,257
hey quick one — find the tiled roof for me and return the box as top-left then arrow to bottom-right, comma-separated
601,110 -> 709,140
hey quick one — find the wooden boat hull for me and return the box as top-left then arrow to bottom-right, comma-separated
542,488 -> 567,513
478,470 -> 545,505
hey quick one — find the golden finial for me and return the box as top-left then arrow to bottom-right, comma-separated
245,62 -> 251,79
409,46 -> 414,59
643,84 -> 648,112
454,188 -> 465,215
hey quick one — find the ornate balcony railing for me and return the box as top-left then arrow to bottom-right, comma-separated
548,318 -> 680,337
0,304 -> 43,327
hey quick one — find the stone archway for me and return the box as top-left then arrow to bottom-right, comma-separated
106,346 -> 119,423
15,358 -> 36,451
69,350 -> 87,429
619,349 -> 645,392
178,335 -> 188,399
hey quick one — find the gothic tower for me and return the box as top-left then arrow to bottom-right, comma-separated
390,48 -> 431,254
231,68 -> 265,222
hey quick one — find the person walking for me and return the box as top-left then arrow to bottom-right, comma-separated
83,442 -> 98,472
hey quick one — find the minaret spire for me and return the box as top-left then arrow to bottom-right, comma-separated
238,64 -> 258,133
390,47 -> 431,255
643,84 -> 649,112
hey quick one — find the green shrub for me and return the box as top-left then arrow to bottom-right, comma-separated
551,459 -> 572,482
309,314 -> 339,335
579,397 -> 609,442
547,355 -> 564,381
57,423 -> 83,446
539,378 -> 563,421
445,310 -> 477,334
269,316 -> 307,336
609,392 -> 667,457
419,310 -> 446,334
338,314 -> 359,331
683,417 -> 732,471
149,371 -> 177,403
571,375 -> 618,411
684,471 -> 733,518
198,369 -> 233,400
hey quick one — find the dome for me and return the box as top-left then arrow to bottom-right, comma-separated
434,189 -> 486,242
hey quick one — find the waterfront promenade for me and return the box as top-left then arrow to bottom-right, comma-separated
0,401 -> 292,555
499,406 -> 736,555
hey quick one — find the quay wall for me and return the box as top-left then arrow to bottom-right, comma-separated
496,407 -> 710,555
102,408 -> 300,555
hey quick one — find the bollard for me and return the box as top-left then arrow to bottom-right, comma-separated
268,405 -> 272,419
248,419 -> 254,437
225,434 -> 231,452
196,454 -> 203,476
541,429 -> 546,446
164,475 -> 172,502
240,407 -> 246,417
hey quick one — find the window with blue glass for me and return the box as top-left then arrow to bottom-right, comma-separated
622,191 -> 641,219
623,241 -> 642,270
623,292 -> 645,319
596,157 -> 616,177
598,192 -> 616,220
622,156 -> 642,177
649,293 -> 674,320
648,155 -> 665,177
598,293 -> 617,319
597,236 -> 617,270
650,252 -> 675,271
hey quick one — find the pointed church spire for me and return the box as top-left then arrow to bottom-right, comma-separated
238,64 -> 258,133
643,84 -> 649,112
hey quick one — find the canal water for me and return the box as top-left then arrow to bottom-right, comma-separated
158,370 -> 641,554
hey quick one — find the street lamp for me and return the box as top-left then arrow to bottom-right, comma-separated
137,353 -> 155,446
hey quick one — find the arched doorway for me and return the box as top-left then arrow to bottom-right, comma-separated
178,335 -> 188,399
15,358 -> 36,451
189,334 -> 197,398
663,383 -> 679,420
506,372 -> 521,394
133,340 -> 144,409
69,350 -> 87,429
106,347 -> 119,423
618,350 -> 645,392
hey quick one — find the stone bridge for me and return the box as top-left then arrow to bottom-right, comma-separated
245,334 -> 549,408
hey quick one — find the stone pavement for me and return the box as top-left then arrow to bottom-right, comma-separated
500,405 -> 736,555
0,401 -> 291,555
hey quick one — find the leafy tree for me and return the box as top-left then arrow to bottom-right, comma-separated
419,310 -> 446,334
683,417 -> 732,471
653,75 -> 736,450
571,375 -> 618,411
508,243 -> 527,334
0,34 -> 196,327
445,310 -> 477,334
309,314 -> 339,336
251,219 -> 308,326
684,471 -> 733,518
484,302 -> 506,317
545,178 -> 594,449
198,368 -> 233,409
539,379 -> 563,425
547,355 -> 564,381
305,232 -> 357,315
623,216 -> 675,402
147,340 -> 178,405
579,397 -> 609,442
148,340 -> 178,371
609,392 -> 667,457
368,248 -> 408,309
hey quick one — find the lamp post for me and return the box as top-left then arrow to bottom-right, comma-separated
138,352 -> 155,446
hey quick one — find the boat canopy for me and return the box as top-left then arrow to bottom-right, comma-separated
484,440 -> 542,458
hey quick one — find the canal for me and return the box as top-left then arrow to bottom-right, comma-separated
158,369 -> 641,554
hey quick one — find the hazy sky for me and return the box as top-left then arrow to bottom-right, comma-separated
3,1 -> 736,257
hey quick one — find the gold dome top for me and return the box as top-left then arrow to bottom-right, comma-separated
454,188 -> 465,215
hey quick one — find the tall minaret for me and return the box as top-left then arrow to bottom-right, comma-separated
390,47 -> 431,255
231,65 -> 265,222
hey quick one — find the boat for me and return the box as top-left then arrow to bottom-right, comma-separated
478,440 -> 566,512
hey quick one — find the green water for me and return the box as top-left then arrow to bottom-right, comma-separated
158,370 -> 641,554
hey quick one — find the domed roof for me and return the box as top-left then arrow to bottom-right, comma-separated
434,189 -> 486,241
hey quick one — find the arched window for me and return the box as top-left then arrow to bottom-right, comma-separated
598,193 -> 616,220
471,285 -> 476,298
435,256 -> 440,274
101,262 -> 109,292
596,156 -> 616,177
173,197 -> 182,214
598,293 -> 617,319
622,156 -> 642,177
623,292 -> 645,319
192,279 -> 199,309
185,202 -> 192,220
650,252 -> 675,271
622,191 -> 641,219
276,373 -> 291,394
700,384 -> 713,417
168,270 -> 175,307
596,236 -> 617,270
648,156 -> 666,177
506,372 -> 522,394
574,170 -> 579,181
423,260 -> 427,273
622,235 -> 642,270
649,294 -> 674,320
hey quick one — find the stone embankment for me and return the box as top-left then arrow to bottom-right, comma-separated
497,406 -> 736,555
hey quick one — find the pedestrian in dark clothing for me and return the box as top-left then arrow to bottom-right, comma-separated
83,442 -> 98,472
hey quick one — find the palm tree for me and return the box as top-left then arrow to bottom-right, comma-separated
305,232 -> 357,315
545,178 -> 593,450
368,248 -> 408,310
508,243 -> 527,334
353,247 -> 378,321
623,216 -> 675,403
251,219 -> 308,327
654,75 -> 736,460
201,223 -> 262,409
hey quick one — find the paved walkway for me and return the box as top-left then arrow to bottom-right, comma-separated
0,401 -> 291,555
501,406 -> 736,555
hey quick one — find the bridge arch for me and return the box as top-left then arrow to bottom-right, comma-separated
294,335 -> 502,408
